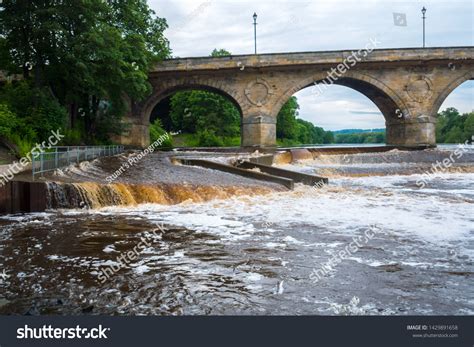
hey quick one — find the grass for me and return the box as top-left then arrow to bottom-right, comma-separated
172,133 -> 240,147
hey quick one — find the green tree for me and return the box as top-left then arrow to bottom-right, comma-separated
170,89 -> 240,138
197,129 -> 224,147
0,103 -> 20,139
334,131 -> 385,144
0,0 -> 170,144
444,126 -> 464,143
436,108 -> 472,143
324,131 -> 335,143
0,102 -> 36,156
0,81 -> 67,141
211,48 -> 231,57
436,115 -> 448,143
277,96 -> 299,140
463,113 -> 474,142
276,96 -> 334,145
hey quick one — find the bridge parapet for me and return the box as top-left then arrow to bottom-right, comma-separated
152,47 -> 473,73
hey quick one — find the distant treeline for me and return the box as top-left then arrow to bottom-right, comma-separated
275,97 -> 386,144
331,108 -> 474,144
334,131 -> 385,144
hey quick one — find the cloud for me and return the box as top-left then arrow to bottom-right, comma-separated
350,111 -> 384,115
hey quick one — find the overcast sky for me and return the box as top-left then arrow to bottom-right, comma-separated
149,0 -> 473,130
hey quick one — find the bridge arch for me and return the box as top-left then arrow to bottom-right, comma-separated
430,70 -> 474,116
135,79 -> 247,147
139,79 -> 245,126
271,71 -> 408,121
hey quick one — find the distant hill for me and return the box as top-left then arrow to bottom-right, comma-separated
332,128 -> 385,134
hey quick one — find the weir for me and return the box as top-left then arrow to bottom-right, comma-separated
177,158 -> 328,189
0,154 -> 328,213
4,144 -> 470,214
177,158 -> 295,189
0,180 -> 276,213
46,182 -> 273,209
236,161 -> 328,186
0,181 -> 47,214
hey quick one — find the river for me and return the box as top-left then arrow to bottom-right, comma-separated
0,146 -> 473,315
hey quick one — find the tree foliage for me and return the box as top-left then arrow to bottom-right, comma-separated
436,107 -> 473,143
276,96 -> 334,145
0,0 -> 170,146
169,89 -> 240,138
0,101 -> 37,156
334,131 -> 385,144
210,48 -> 231,57
0,81 -> 67,140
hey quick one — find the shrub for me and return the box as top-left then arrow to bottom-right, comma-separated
7,134 -> 36,158
197,129 -> 223,147
0,82 -> 67,141
221,136 -> 241,147
0,103 -> 18,138
0,103 -> 37,157
150,119 -> 173,148
62,128 -> 83,146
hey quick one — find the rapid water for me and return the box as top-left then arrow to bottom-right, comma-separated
0,147 -> 472,315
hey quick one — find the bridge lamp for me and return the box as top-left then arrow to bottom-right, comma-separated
421,7 -> 427,48
253,12 -> 258,54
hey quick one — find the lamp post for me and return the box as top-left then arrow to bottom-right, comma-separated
253,12 -> 258,54
421,7 -> 427,48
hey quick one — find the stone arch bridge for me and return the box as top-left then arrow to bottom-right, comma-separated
118,47 -> 473,148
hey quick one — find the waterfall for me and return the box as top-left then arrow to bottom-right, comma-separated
45,182 -> 272,209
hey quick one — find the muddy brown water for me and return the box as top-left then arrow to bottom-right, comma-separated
0,147 -> 473,315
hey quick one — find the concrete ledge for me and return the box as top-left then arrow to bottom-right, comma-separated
177,159 -> 294,189
0,181 -> 47,215
248,155 -> 274,166
307,146 -> 397,156
236,161 -> 328,186
173,146 -> 251,153
305,145 -> 434,156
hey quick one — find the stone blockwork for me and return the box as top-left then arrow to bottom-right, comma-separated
125,47 -> 473,148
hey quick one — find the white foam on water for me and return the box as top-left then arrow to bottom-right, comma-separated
264,242 -> 287,249
245,272 -> 264,282
282,236 -> 304,244
59,169 -> 473,257
103,245 -> 116,253
133,265 -> 151,275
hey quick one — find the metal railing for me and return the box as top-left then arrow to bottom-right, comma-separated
32,145 -> 124,178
